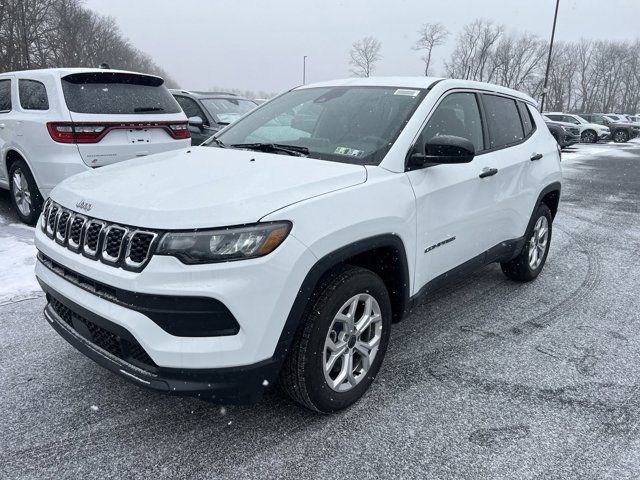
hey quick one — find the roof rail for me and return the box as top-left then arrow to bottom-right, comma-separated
192,91 -> 238,96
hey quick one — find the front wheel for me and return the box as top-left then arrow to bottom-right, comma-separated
501,203 -> 552,282
581,130 -> 597,144
613,129 -> 629,143
9,160 -> 43,225
280,265 -> 392,413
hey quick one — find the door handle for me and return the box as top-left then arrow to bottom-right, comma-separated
479,167 -> 498,179
530,153 -> 543,161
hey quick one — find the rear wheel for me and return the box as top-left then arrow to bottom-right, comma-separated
9,160 -> 43,225
501,203 -> 552,282
581,130 -> 597,143
280,265 -> 392,413
613,129 -> 629,143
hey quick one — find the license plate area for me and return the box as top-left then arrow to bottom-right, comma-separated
126,128 -> 151,144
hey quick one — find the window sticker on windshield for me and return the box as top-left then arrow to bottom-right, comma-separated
334,146 -> 364,157
394,89 -> 420,97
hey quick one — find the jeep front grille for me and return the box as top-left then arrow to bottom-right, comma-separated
41,201 -> 159,271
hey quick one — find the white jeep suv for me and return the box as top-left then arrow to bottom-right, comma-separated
35,77 -> 562,412
0,68 -> 190,224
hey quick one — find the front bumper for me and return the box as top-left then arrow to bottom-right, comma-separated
561,133 -> 581,147
41,282 -> 280,403
35,224 -> 316,370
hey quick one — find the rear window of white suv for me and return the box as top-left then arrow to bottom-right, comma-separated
61,72 -> 181,115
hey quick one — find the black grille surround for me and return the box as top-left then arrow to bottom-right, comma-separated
40,199 -> 159,272
38,253 -> 240,337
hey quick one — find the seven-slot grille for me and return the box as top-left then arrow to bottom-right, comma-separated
41,199 -> 158,271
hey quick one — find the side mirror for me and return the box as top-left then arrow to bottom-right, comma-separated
408,135 -> 475,170
188,116 -> 204,130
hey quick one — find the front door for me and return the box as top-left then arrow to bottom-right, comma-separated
406,91 -> 499,290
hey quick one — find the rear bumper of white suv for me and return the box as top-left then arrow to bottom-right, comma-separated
34,223 -> 316,402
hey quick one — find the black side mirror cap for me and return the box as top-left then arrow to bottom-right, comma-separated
408,135 -> 475,170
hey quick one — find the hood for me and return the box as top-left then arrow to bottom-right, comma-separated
547,120 -> 577,128
51,147 -> 367,229
583,122 -> 609,131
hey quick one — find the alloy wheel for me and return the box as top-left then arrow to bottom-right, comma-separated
11,169 -> 32,217
528,216 -> 549,270
323,293 -> 383,392
582,131 -> 596,143
614,131 -> 627,143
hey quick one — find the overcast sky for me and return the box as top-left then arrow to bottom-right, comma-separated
86,0 -> 639,94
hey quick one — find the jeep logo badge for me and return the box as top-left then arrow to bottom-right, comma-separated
76,200 -> 93,212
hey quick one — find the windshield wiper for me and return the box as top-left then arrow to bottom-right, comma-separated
229,143 -> 309,157
232,143 -> 309,156
134,107 -> 165,112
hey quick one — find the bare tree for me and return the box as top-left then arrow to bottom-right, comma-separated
445,19 -> 504,82
413,23 -> 449,76
0,0 -> 176,86
349,37 -> 382,77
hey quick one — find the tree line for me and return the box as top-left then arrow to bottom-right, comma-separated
0,0 -> 176,86
349,19 -> 640,114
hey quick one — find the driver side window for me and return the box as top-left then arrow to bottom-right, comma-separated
417,92 -> 484,153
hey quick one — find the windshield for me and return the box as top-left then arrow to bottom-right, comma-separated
61,72 -> 181,115
200,98 -> 256,124
212,86 -> 426,165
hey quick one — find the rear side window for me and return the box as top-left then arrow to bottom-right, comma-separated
19,79 -> 49,110
482,94 -> 524,149
0,79 -> 11,112
61,72 -> 181,115
517,102 -> 535,136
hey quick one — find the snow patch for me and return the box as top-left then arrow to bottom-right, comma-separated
0,212 -> 39,303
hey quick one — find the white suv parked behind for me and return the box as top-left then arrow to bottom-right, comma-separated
0,68 -> 190,224
35,77 -> 562,412
544,112 -> 610,143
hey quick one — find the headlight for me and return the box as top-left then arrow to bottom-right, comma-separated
561,126 -> 571,132
156,222 -> 292,264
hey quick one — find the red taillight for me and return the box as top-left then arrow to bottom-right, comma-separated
47,122 -> 108,144
47,122 -> 190,144
167,123 -> 191,139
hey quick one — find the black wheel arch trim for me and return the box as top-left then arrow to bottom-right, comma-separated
272,234 -> 410,362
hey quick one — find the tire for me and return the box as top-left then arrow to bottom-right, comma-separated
581,130 -> 597,144
8,159 -> 43,225
613,129 -> 629,143
280,265 -> 392,413
501,203 -> 553,282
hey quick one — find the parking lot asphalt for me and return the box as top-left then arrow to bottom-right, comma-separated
2,141 -> 640,479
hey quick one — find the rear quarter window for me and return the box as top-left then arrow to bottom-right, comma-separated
0,79 -> 11,112
482,94 -> 525,149
61,72 -> 181,115
517,102 -> 535,136
19,79 -> 49,110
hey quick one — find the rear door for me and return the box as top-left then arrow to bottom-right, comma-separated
478,94 -> 537,244
0,77 -> 13,185
60,71 -> 189,167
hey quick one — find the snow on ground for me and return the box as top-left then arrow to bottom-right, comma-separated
562,138 -> 640,162
0,214 -> 39,305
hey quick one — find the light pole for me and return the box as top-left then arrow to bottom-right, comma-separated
540,0 -> 560,113
302,56 -> 308,85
